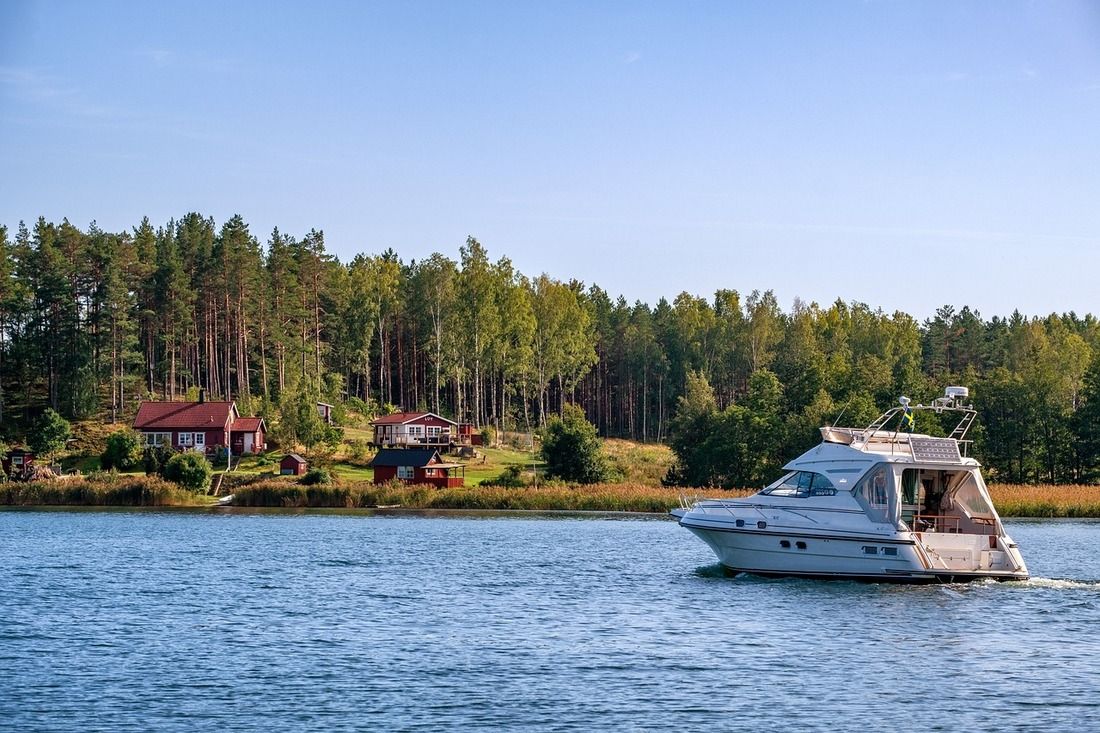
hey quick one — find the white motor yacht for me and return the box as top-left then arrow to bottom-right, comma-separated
670,387 -> 1029,582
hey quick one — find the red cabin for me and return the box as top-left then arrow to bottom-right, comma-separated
2,449 -> 35,480
369,448 -> 465,488
280,453 -> 308,476
133,399 -> 267,457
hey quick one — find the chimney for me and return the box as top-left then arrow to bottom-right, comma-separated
198,388 -> 205,404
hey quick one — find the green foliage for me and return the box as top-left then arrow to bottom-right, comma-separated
29,409 -> 71,457
539,404 -> 612,484
5,213 -> 1100,486
300,467 -> 334,486
100,429 -> 144,471
490,464 -> 527,488
143,445 -> 174,476
163,452 -> 213,492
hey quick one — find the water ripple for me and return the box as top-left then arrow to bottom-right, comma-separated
0,511 -> 1098,732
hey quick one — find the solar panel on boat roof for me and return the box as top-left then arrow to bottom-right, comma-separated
909,437 -> 962,463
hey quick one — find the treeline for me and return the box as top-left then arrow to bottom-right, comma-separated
1,214 -> 1100,484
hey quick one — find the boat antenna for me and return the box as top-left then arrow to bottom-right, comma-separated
830,396 -> 854,427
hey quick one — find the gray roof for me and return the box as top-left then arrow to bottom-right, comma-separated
370,448 -> 440,468
283,453 -> 307,463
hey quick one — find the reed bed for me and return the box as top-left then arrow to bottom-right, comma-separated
0,475 -> 197,507
987,483 -> 1100,518
230,480 -> 755,513
5,474 -> 1100,517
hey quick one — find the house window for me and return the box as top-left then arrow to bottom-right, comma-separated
179,433 -> 193,447
408,426 -> 423,436
427,426 -> 441,437
397,466 -> 414,479
145,433 -> 170,447
194,433 -> 205,448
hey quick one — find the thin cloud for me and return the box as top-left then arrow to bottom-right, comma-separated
623,51 -> 641,64
134,45 -> 240,74
0,65 -> 118,119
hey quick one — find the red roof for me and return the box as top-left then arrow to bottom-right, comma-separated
371,411 -> 457,426
232,417 -> 265,432
133,401 -> 237,430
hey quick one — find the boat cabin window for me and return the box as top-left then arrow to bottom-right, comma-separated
854,465 -> 892,523
762,471 -> 837,498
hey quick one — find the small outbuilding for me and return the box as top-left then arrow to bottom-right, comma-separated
2,448 -> 35,480
280,453 -> 308,476
369,448 -> 465,488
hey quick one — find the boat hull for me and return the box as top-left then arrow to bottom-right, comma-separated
676,514 -> 1029,583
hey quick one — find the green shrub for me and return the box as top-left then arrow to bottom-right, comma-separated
29,408 -> 72,458
347,439 -> 370,463
480,425 -> 496,447
163,452 -> 213,492
143,445 -> 174,476
489,464 -> 527,488
539,404 -> 612,484
300,467 -> 334,486
101,429 -> 144,471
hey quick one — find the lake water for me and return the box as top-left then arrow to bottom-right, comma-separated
1,510 -> 1098,732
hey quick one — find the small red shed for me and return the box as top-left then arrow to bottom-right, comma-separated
2,449 -> 35,479
280,453 -> 308,476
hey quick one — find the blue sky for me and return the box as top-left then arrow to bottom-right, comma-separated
2,1 -> 1099,319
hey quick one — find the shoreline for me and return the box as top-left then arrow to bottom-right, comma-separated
3,475 -> 1100,517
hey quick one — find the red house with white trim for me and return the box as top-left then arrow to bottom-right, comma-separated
371,412 -> 459,448
133,399 -> 267,456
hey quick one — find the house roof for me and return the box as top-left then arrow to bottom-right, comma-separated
133,401 -> 237,430
282,453 -> 307,464
371,411 -> 458,426
232,417 -> 265,432
370,448 -> 442,467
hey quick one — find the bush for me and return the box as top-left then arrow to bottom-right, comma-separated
480,425 -> 496,447
29,408 -> 72,458
539,404 -> 612,484
101,429 -> 144,471
300,467 -> 334,486
143,445 -> 174,476
490,464 -> 526,488
163,452 -> 213,492
347,439 -> 370,464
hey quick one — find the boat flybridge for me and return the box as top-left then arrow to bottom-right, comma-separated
671,387 -> 1029,583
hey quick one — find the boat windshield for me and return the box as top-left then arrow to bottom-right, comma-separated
762,470 -> 838,498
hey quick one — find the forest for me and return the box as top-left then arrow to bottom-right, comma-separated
1,213 -> 1099,486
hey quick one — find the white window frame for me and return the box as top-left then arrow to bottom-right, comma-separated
194,433 -> 205,448
397,466 -> 414,479
145,432 -> 170,447
179,432 -> 193,447
427,426 -> 441,437
407,425 -> 423,436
